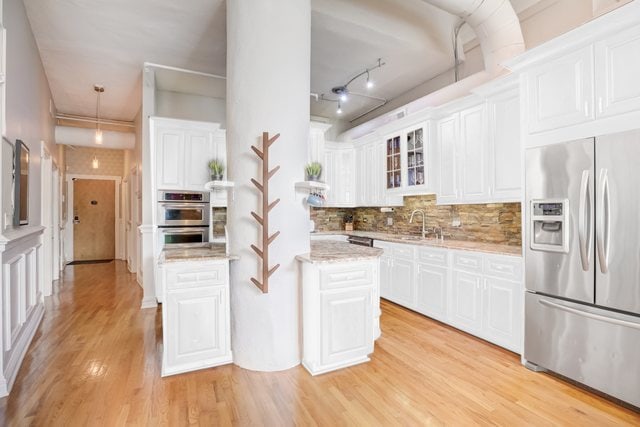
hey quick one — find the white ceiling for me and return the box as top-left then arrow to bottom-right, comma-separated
23,0 -> 537,123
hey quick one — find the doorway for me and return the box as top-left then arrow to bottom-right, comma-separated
72,179 -> 116,261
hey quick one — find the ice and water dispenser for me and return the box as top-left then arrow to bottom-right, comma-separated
530,200 -> 570,253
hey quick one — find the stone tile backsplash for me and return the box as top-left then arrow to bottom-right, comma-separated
310,195 -> 522,246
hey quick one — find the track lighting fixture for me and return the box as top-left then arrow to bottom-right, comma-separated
318,59 -> 386,116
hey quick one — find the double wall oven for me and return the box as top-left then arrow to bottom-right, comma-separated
157,190 -> 210,246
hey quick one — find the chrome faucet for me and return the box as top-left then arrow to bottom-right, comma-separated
409,209 -> 427,239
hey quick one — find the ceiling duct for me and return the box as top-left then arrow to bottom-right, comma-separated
55,126 -> 135,150
420,0 -> 525,74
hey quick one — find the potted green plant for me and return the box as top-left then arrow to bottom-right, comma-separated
305,161 -> 322,181
208,159 -> 225,181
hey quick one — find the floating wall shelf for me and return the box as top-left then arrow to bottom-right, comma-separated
204,180 -> 235,191
294,181 -> 330,192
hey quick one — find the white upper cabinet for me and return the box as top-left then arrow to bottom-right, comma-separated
526,46 -> 595,134
155,127 -> 185,190
152,118 -> 227,203
487,90 -> 521,201
436,114 -> 459,204
323,142 -> 355,207
458,105 -> 488,202
595,25 -> 640,118
383,122 -> 431,195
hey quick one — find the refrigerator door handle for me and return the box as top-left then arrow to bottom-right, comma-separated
539,298 -> 640,331
578,170 -> 592,271
596,169 -> 610,274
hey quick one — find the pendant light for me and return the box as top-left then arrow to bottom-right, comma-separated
94,85 -> 104,144
92,153 -> 100,169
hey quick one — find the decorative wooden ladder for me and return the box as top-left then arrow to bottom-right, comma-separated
250,132 -> 281,293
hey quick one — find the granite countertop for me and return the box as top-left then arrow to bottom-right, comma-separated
311,230 -> 522,257
158,243 -> 239,264
296,241 -> 384,264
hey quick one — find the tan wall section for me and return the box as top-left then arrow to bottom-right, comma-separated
311,195 -> 521,246
65,146 -> 125,177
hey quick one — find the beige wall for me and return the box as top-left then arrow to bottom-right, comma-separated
155,90 -> 226,127
65,146 -> 125,177
3,0 -> 58,227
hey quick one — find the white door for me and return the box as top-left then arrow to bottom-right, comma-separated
156,127 -> 185,190
437,114 -> 458,204
595,25 -> 640,118
379,255 -> 392,300
449,270 -> 482,334
210,131 -> 228,207
41,152 -> 53,296
415,263 -> 448,322
389,258 -> 416,308
183,130 -> 212,191
526,45 -> 595,133
321,287 -> 374,366
323,150 -> 336,206
459,105 -> 488,202
488,92 -> 521,201
355,145 -> 367,206
165,286 -> 227,369
483,277 -> 521,352
339,148 -> 355,206
52,167 -> 61,280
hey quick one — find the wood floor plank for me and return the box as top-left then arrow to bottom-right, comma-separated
0,260 -> 638,426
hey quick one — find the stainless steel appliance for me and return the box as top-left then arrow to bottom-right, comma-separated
157,190 -> 210,227
347,236 -> 374,247
525,130 -> 640,408
158,226 -> 210,246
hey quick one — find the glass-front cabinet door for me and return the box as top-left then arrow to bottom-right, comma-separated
406,127 -> 425,187
386,135 -> 402,189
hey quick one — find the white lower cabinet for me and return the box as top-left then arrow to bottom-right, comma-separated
301,259 -> 379,375
415,263 -> 448,323
449,270 -> 483,335
376,240 -> 523,353
161,260 -> 232,377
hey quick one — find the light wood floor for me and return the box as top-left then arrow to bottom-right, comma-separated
0,261 -> 638,426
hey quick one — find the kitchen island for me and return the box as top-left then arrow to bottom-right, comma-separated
297,241 -> 383,375
157,243 -> 238,377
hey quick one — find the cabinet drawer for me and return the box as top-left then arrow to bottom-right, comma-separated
483,255 -> 522,281
166,263 -> 227,290
453,252 -> 482,272
320,263 -> 374,290
416,247 -> 448,267
392,244 -> 415,260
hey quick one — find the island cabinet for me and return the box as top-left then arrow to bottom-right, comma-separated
298,242 -> 382,375
159,258 -> 233,377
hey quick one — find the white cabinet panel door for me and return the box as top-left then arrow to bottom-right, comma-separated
450,270 -> 482,334
184,131 -> 212,191
526,46 -> 595,133
437,114 -> 458,204
356,145 -> 367,206
165,286 -> 227,369
339,149 -> 355,206
595,25 -> 640,118
379,256 -> 392,300
156,128 -> 185,190
416,263 -> 448,322
483,277 -> 522,352
320,287 -> 374,366
488,92 -> 521,201
390,258 -> 415,308
459,105 -> 488,201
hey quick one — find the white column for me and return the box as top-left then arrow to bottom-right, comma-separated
226,0 -> 310,371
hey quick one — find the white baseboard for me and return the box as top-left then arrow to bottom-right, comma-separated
141,296 -> 158,309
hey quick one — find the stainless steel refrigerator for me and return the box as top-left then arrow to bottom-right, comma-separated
525,129 -> 640,408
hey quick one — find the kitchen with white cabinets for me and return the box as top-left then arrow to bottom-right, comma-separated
5,0 -> 640,423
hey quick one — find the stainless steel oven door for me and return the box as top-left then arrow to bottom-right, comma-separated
157,202 -> 210,226
158,227 -> 209,246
